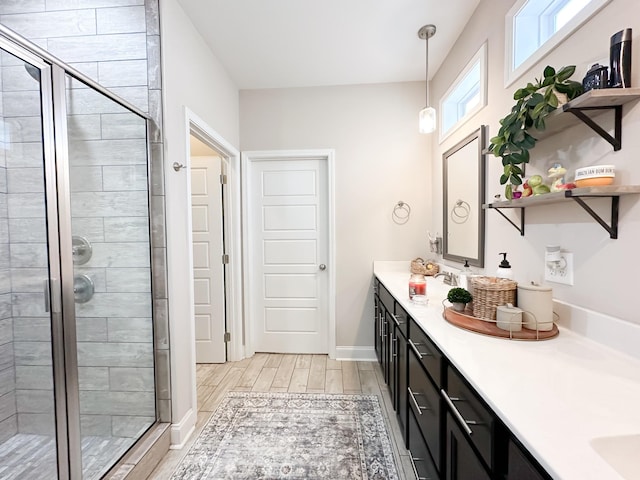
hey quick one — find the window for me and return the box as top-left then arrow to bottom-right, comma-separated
440,43 -> 487,142
505,0 -> 611,86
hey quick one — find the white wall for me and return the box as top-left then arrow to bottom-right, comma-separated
240,83 -> 432,352
159,0 -> 239,444
430,0 -> 640,325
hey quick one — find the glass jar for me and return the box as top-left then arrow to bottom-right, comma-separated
409,274 -> 427,301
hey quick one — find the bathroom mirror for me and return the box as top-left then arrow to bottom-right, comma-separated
443,125 -> 486,267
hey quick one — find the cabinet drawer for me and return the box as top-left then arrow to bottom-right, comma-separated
408,409 -> 439,480
377,281 -> 395,313
444,366 -> 495,470
506,437 -> 552,480
408,349 -> 441,473
445,411 -> 492,480
409,318 -> 443,387
392,302 -> 409,338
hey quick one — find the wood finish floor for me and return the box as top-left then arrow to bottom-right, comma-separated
149,353 -> 416,479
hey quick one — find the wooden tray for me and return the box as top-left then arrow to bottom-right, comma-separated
443,307 -> 559,341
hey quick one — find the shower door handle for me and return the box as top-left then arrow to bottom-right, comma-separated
44,279 -> 50,313
43,278 -> 62,314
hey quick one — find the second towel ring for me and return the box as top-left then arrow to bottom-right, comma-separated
450,199 -> 471,224
392,201 -> 411,225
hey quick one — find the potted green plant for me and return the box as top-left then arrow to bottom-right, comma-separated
447,287 -> 473,312
487,65 -> 584,199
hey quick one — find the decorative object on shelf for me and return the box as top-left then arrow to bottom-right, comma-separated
548,163 -> 568,192
496,303 -> 523,332
410,257 -> 439,276
418,24 -> 437,134
574,164 -> 615,187
450,199 -> 471,224
391,200 -> 411,224
409,273 -> 427,304
609,28 -> 632,88
446,287 -> 472,312
582,63 -> 609,92
470,276 -> 517,321
487,65 -> 583,199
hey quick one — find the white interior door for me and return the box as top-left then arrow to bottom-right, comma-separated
191,155 -> 226,363
247,156 -> 329,353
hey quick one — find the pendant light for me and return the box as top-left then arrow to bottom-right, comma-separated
418,24 -> 437,134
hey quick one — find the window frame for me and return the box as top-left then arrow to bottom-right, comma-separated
439,43 -> 488,143
505,0 -> 611,87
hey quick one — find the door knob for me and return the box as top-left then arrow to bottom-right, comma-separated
319,264 -> 326,271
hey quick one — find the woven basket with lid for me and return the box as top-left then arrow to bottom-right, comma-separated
471,276 -> 517,321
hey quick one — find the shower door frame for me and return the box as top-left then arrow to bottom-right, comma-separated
0,25 -> 160,479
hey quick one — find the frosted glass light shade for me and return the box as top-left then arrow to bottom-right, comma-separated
419,106 -> 437,134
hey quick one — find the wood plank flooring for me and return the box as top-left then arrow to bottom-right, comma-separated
149,354 -> 416,479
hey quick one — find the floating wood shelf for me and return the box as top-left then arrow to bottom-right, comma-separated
483,186 -> 640,239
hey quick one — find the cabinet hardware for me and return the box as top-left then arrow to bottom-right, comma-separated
441,389 -> 473,436
391,313 -> 404,326
409,339 -> 432,359
408,387 -> 429,415
392,337 -> 398,358
408,453 -> 428,480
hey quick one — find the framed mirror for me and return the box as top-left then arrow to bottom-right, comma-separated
443,125 -> 486,267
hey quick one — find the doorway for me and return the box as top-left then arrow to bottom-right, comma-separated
242,150 -> 336,357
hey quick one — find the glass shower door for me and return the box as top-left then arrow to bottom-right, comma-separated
0,46 -> 60,478
63,73 -> 156,479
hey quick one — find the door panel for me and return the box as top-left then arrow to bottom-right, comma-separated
247,157 -> 329,353
191,156 -> 225,363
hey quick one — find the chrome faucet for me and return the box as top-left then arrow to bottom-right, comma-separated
434,271 -> 458,286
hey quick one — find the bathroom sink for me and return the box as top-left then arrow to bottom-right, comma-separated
590,434 -> 640,479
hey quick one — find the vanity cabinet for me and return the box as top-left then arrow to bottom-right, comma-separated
504,437 -> 553,480
392,304 -> 409,441
444,410 -> 492,480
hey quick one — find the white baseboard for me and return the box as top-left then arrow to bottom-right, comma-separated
169,407 -> 196,449
334,346 -> 376,361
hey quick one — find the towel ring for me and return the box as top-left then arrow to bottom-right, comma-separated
392,201 -> 411,225
450,199 -> 470,224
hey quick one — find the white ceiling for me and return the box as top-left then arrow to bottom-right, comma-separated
177,0 -> 482,90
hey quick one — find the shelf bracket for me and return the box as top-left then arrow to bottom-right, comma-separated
566,105 -> 622,151
491,207 -> 525,236
570,196 -> 619,239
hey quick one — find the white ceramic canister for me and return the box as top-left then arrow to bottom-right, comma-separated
517,283 -> 554,331
496,303 -> 523,332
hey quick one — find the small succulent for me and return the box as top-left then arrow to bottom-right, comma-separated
447,287 -> 473,304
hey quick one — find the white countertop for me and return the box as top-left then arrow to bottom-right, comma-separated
374,261 -> 640,480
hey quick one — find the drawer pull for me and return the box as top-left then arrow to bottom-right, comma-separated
408,387 -> 429,415
441,389 -> 473,436
391,337 -> 397,358
409,339 -> 432,359
391,313 -> 404,326
408,453 -> 428,480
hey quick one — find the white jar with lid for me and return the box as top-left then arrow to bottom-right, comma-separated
496,303 -> 523,332
517,283 -> 554,331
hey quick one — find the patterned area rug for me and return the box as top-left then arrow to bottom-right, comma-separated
171,392 -> 399,480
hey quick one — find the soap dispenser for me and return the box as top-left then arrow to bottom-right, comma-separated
459,259 -> 473,290
496,252 -> 513,280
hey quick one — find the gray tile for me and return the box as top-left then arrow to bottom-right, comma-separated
47,33 -> 147,63
0,218 -> 8,244
69,166 -> 103,192
2,117 -> 42,143
98,58 -> 149,86
17,412 -> 55,435
0,169 -> 7,194
0,318 -> 12,346
0,343 -> 14,371
0,9 -> 96,38
86,242 -> 150,269
0,415 -> 17,444
76,292 -> 151,317
11,293 -> 47,318
7,193 -> 46,218
10,269 -> 49,293
78,366 -> 109,390
66,88 -> 131,115
5,142 -> 43,168
112,415 -> 154,437
70,217 -> 105,242
0,268 -> 10,294
47,0 -> 143,9
150,196 -> 165,248
76,317 -> 108,342
0,0 -> 44,15
109,86 -> 149,112
15,365 -> 53,390
0,391 -> 16,422
2,90 -> 41,117
13,317 -> 51,342
145,0 -> 159,35
101,113 -> 147,139
79,390 -> 154,416
155,349 -> 169,399
9,218 -> 47,243
67,114 -> 102,141
157,399 -> 170,423
7,167 -> 45,193
153,298 -> 168,349
71,191 -> 149,217
13,341 -> 52,366
76,341 -> 153,367
147,37 -> 161,87
69,139 -> 147,166
104,217 -> 149,242
152,247 -> 167,298
107,317 -> 152,342
1,65 -> 41,92
149,142 -> 164,196
73,268 -> 106,292
67,62 -> 99,83
16,389 -> 54,413
109,367 -> 154,391
80,414 -> 111,436
97,6 -> 145,35
10,243 -> 48,268
106,268 -> 150,292
103,165 -> 148,191
148,90 -> 162,141
0,366 -> 15,395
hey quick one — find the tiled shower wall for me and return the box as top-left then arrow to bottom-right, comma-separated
0,0 -> 170,436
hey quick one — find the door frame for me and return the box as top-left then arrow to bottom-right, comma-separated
184,108 -> 243,363
241,150 -> 336,359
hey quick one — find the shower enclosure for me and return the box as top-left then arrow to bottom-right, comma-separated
0,26 -> 157,480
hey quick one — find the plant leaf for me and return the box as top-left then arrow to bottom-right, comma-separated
500,174 -> 509,185
548,93 -> 559,108
505,184 -> 513,199
543,66 -> 556,78
556,65 -> 576,82
510,174 -> 523,185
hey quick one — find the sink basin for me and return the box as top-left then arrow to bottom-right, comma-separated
590,434 -> 640,479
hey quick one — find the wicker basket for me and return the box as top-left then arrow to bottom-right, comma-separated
410,258 -> 440,276
471,276 -> 517,321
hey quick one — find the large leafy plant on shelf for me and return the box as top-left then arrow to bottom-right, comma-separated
488,65 -> 584,199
